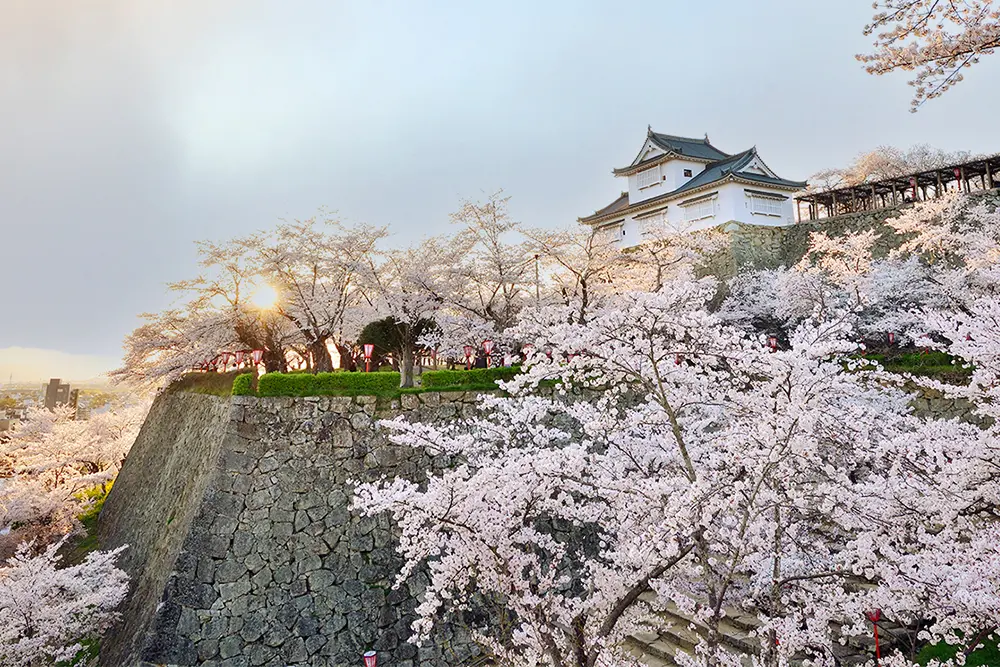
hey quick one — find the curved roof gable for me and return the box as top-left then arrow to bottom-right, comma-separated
648,132 -> 730,162
614,128 -> 731,175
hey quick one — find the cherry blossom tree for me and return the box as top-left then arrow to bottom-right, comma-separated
418,310 -> 498,365
524,220 -> 725,326
242,214 -> 387,372
362,242 -> 446,387
859,0 -> 1000,110
0,399 -> 148,538
443,191 -> 533,332
522,225 -> 621,324
111,308 -> 240,387
0,539 -> 128,667
355,273 -> 1000,666
808,145 -> 974,191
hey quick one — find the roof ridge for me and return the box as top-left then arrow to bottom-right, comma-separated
652,131 -> 710,144
710,147 -> 756,172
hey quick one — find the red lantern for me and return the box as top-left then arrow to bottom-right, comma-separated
954,167 -> 962,192
767,336 -> 778,352
363,343 -> 375,373
483,340 -> 495,368
463,345 -> 474,370
675,353 -> 684,365
887,332 -> 895,345
865,609 -> 882,665
910,176 -> 918,198
235,350 -> 245,366
251,349 -> 264,365
363,651 -> 377,667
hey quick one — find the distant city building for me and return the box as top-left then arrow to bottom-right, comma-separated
579,127 -> 806,248
44,378 -> 78,410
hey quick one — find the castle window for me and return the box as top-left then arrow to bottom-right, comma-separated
682,197 -> 716,222
637,167 -> 660,189
683,169 -> 693,177
749,193 -> 783,216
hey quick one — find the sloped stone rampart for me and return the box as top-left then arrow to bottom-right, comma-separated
718,190 -> 1000,275
99,390 -> 489,667
98,392 -> 232,667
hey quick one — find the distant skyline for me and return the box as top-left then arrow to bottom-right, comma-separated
0,347 -> 116,385
2,0 -> 999,382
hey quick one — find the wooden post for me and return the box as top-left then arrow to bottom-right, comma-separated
962,166 -> 969,193
871,185 -> 877,210
831,192 -> 837,217
986,160 -> 993,189
891,182 -> 898,205
936,172 -> 943,197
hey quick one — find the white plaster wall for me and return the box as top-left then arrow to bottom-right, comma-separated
626,168 -> 664,204
608,184 -> 800,249
627,159 -> 708,205
733,184 -> 797,226
661,159 -> 705,193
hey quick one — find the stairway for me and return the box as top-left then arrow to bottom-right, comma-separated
623,593 -> 881,666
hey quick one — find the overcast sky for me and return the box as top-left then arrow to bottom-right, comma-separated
1,1 -> 998,382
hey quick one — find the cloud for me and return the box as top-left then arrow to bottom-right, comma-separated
0,348 -> 117,385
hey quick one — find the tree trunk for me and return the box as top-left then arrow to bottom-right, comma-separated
264,349 -> 286,374
400,345 -> 415,388
309,338 -> 334,373
334,343 -> 357,371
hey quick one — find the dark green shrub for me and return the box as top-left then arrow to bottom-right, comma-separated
256,371 -> 401,397
232,373 -> 255,396
422,366 -> 521,388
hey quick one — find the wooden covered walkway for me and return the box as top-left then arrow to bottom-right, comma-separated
795,154 -> 1000,222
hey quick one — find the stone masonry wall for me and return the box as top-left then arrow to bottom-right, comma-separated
99,392 -> 233,667
718,190 -> 1000,275
99,390 -> 489,667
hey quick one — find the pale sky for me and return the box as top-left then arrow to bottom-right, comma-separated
1,1 -> 999,382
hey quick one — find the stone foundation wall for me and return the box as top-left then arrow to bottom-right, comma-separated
719,190 -> 1000,274
99,392 -> 232,667
99,390 -> 490,667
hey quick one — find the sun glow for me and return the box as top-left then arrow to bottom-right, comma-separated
250,284 -> 279,310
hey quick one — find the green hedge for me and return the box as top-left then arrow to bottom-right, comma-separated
422,366 -> 521,388
256,371 -> 401,397
232,374 -> 255,396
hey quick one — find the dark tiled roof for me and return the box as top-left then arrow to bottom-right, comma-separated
671,148 -> 805,197
649,132 -> 730,162
579,191 -> 629,223
736,172 -> 808,190
613,132 -> 729,175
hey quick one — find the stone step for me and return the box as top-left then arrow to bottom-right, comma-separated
624,634 -> 682,667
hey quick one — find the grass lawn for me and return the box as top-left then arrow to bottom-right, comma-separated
917,635 -> 1000,666
57,484 -> 111,566
864,350 -> 972,382
167,370 -> 242,397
